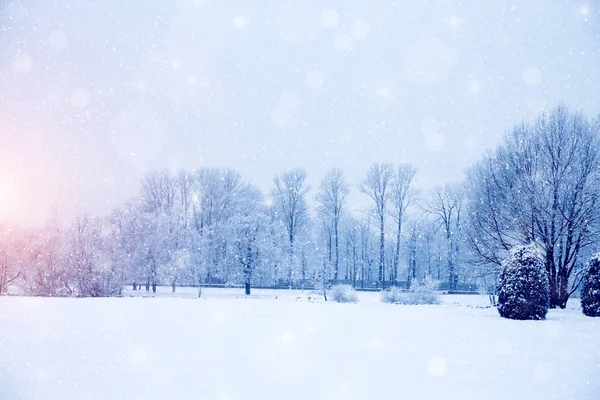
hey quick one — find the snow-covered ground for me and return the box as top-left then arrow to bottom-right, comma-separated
0,290 -> 598,400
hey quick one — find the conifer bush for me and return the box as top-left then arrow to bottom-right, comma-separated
581,256 -> 600,317
497,244 -> 550,320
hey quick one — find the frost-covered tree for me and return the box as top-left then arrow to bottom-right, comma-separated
405,221 -> 421,286
581,255 -> 600,317
420,219 -> 440,280
0,226 -> 23,295
342,217 -> 359,285
316,168 -> 349,281
138,169 -> 186,292
497,244 -> 550,320
189,168 -> 253,287
466,106 -> 600,308
357,217 -> 376,287
272,168 -> 310,284
67,214 -> 122,297
231,187 -> 265,295
360,163 -> 394,286
27,223 -> 73,296
390,164 -> 416,283
423,184 -> 463,290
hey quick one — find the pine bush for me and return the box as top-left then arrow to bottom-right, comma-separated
581,256 -> 600,317
497,244 -> 550,320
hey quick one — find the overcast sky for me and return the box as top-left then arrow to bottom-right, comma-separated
0,0 -> 599,225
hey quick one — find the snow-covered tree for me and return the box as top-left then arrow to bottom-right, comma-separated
465,106 -> 600,308
357,217 -> 377,287
26,223 -> 74,296
316,168 -> 349,281
0,226 -> 23,295
342,217 -> 359,285
188,168 -> 253,288
581,255 -> 600,317
360,163 -> 394,287
405,221 -> 421,286
272,168 -> 311,285
423,184 -> 463,290
497,244 -> 550,320
231,186 -> 265,295
390,164 -> 416,284
66,214 -> 122,297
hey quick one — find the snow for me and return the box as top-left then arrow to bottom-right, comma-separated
0,290 -> 598,400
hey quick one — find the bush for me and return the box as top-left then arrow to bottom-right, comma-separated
381,283 -> 440,305
330,284 -> 358,303
381,287 -> 404,304
497,244 -> 550,320
581,256 -> 600,317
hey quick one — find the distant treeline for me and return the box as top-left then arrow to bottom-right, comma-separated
1,106 -> 598,308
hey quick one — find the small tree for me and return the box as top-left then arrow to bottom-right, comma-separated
498,244 -> 550,320
581,256 -> 600,317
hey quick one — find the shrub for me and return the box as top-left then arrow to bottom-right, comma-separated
497,244 -> 550,320
581,255 -> 600,317
330,284 -> 358,303
381,283 -> 440,305
381,287 -> 404,304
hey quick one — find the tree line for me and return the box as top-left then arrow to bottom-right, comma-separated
1,105 -> 598,308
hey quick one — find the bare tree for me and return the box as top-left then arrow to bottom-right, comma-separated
342,217 -> 359,286
358,217 -> 376,287
360,163 -> 394,286
316,168 -> 349,281
420,219 -> 439,280
272,168 -> 311,284
140,169 -> 177,217
406,221 -> 421,286
465,106 -> 600,308
0,226 -> 22,295
423,184 -> 463,290
390,164 -> 416,283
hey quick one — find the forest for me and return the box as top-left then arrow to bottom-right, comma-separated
1,105 -> 598,309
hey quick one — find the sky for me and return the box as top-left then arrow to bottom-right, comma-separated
0,0 -> 599,225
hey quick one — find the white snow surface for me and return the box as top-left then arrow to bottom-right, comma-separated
0,289 -> 598,400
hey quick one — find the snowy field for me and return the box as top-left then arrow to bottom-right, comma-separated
1,289 -> 598,400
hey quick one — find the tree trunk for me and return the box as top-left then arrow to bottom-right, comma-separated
152,283 -> 156,293
172,281 -> 176,293
394,217 -> 401,284
245,281 -> 251,296
289,235 -> 294,288
379,215 -> 385,287
556,268 -> 569,309
146,281 -> 150,292
447,233 -> 454,290
352,245 -> 357,288
546,248 -> 559,308
334,214 -> 339,281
